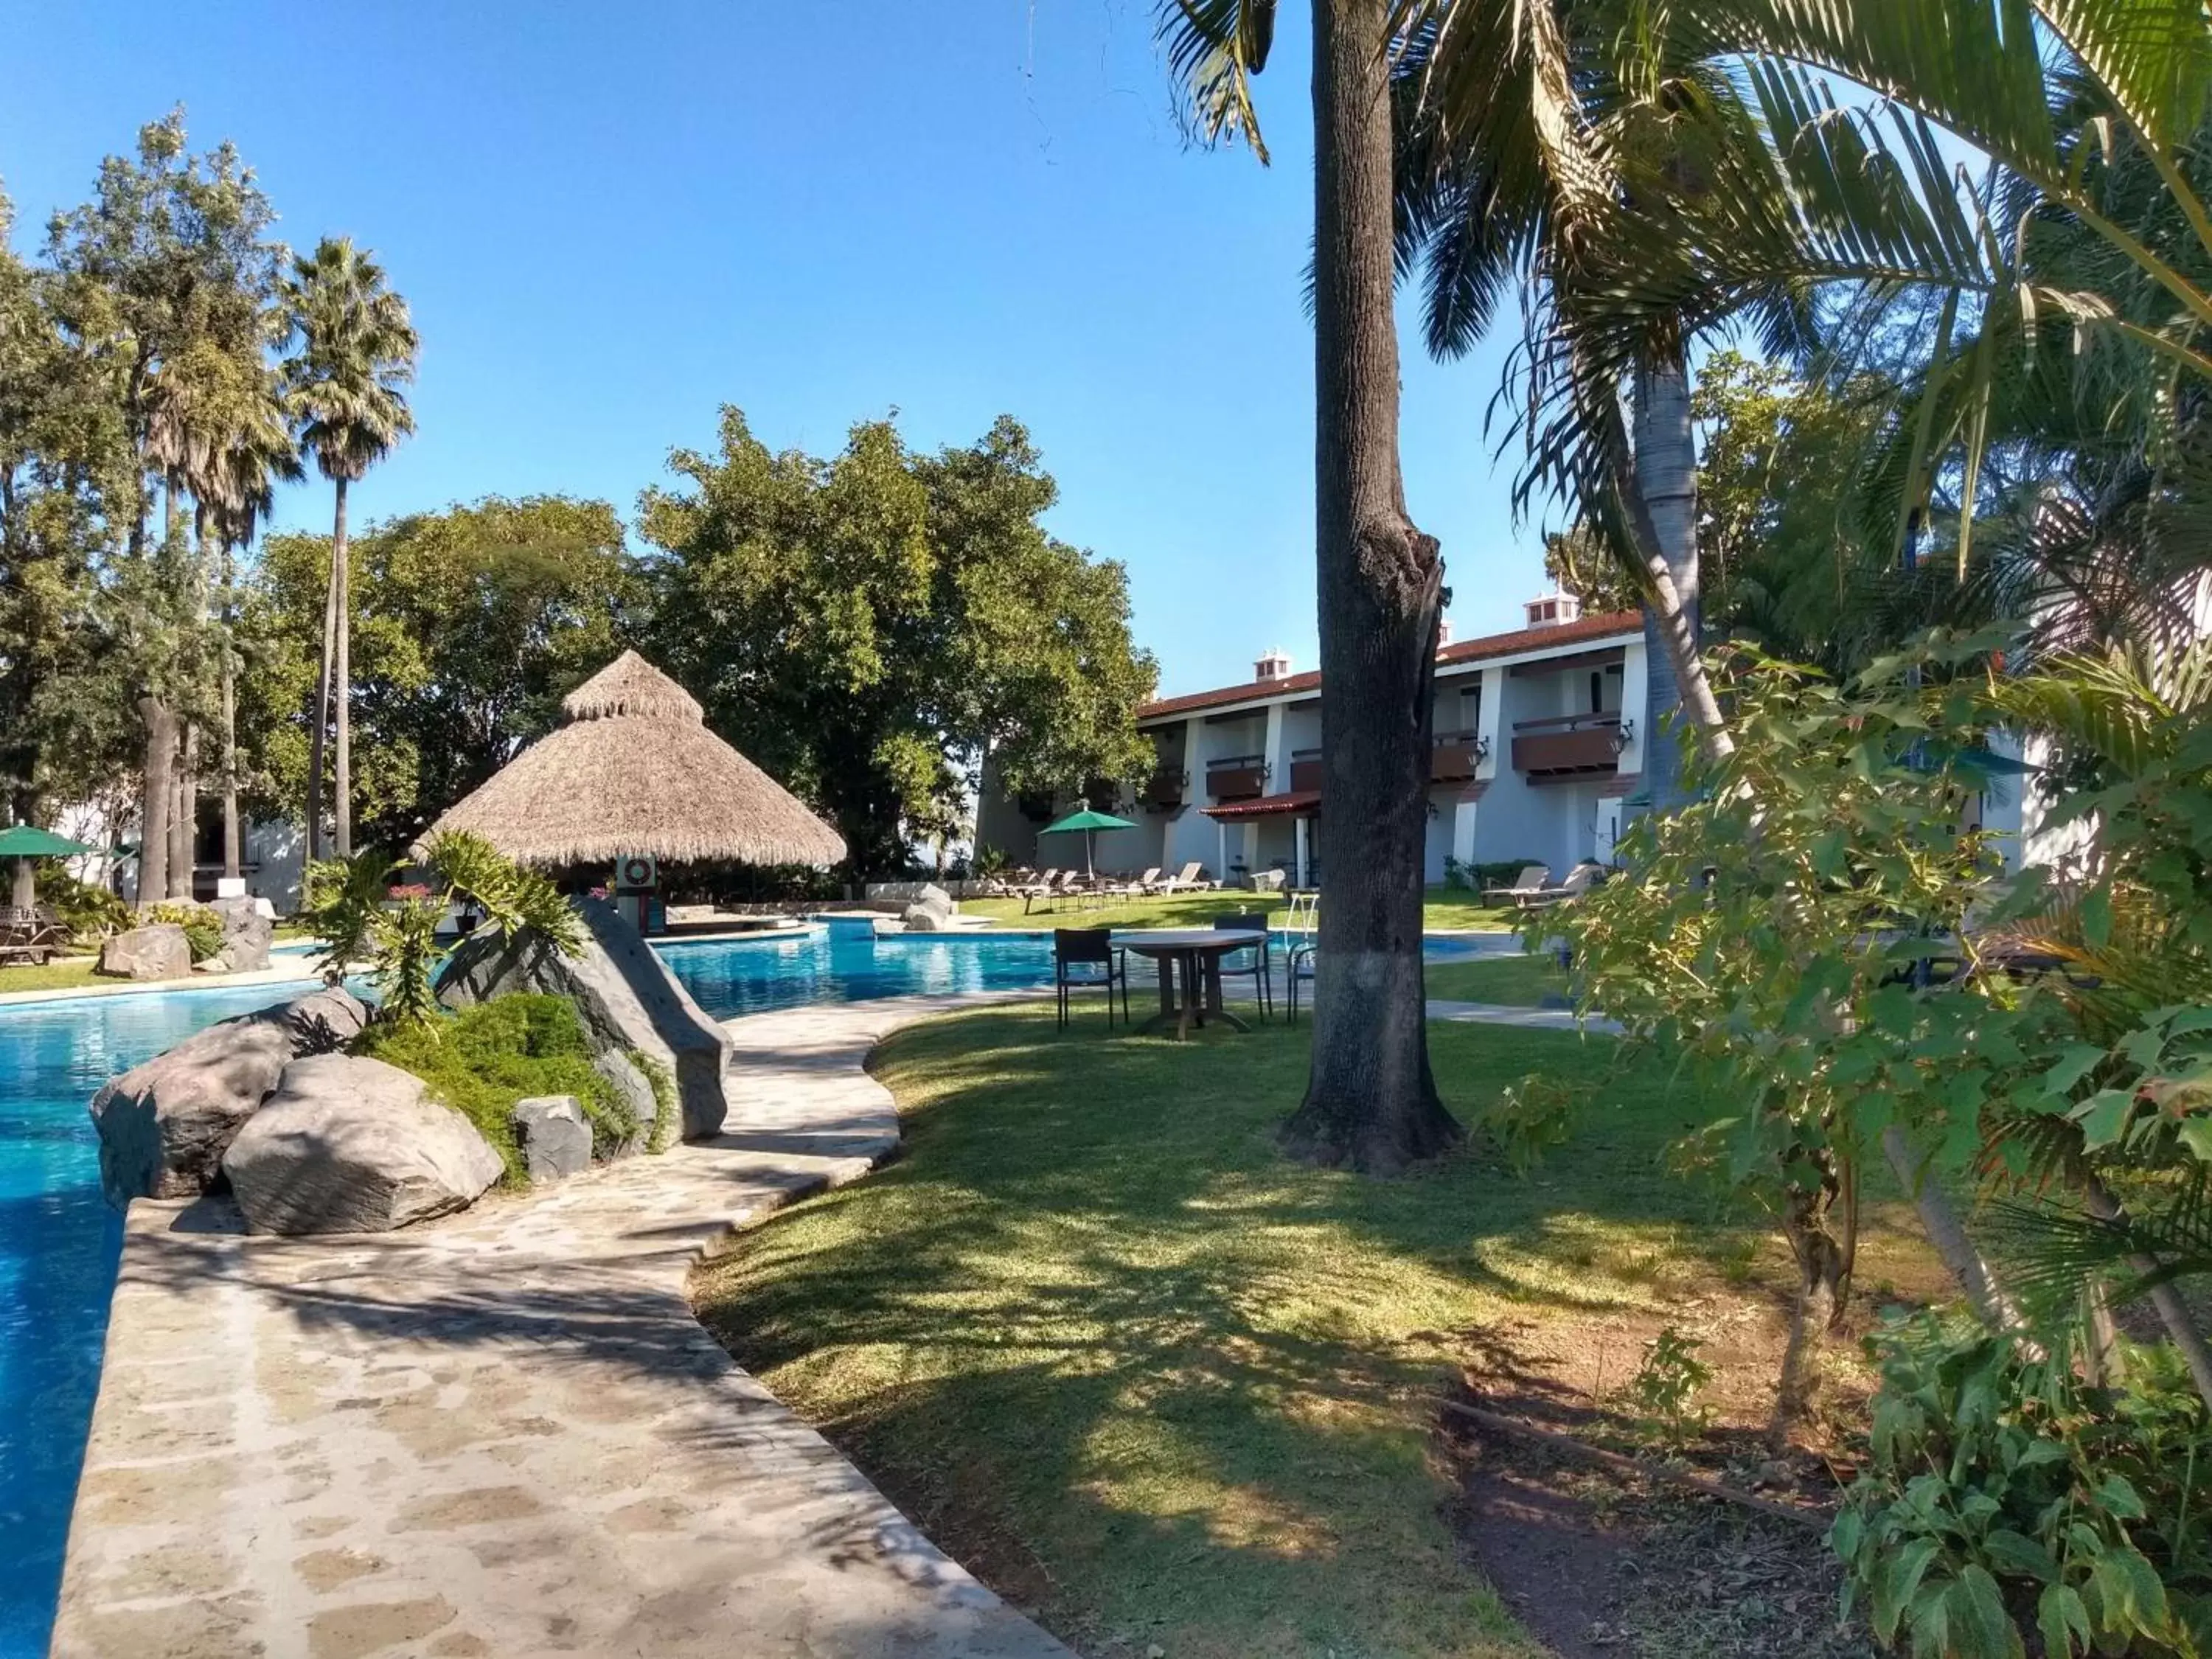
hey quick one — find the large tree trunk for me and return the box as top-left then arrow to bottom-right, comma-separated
136,698 -> 174,908
1628,353 -> 1731,795
220,545 -> 240,882
1278,0 -> 1462,1176
307,488 -> 340,865
169,722 -> 198,900
333,475 -> 353,859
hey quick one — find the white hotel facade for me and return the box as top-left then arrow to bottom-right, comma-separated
978,594 -> 1655,887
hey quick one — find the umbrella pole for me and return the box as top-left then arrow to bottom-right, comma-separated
12,857 -> 33,911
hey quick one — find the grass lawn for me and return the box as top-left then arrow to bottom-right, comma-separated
0,955 -> 110,994
1424,952 -> 1571,1007
959,886 -> 1518,933
695,1009 -> 1945,1658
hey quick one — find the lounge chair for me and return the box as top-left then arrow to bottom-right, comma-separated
1023,869 -> 1074,915
1521,863 -> 1605,910
1155,861 -> 1216,894
1482,865 -> 1552,908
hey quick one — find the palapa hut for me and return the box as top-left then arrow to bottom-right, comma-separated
421,651 -> 844,926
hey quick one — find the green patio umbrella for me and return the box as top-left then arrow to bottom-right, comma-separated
0,824 -> 96,909
1037,802 -> 1138,877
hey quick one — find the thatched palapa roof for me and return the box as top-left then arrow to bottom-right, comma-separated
420,651 -> 846,868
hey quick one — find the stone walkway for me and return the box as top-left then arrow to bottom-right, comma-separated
52,995 -> 1070,1659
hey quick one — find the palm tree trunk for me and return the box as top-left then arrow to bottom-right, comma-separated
308,490 -> 340,864
1629,354 -> 1731,794
333,475 -> 352,860
136,698 -> 173,908
1880,1125 -> 2028,1335
169,723 -> 196,900
2081,1174 -> 2212,1412
220,545 -> 240,883
1278,0 -> 1463,1175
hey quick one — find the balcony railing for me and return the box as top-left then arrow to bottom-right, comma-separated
1141,765 -> 1188,810
1510,711 -> 1630,778
1206,753 -> 1269,801
1430,728 -> 1489,782
1288,747 -> 1324,793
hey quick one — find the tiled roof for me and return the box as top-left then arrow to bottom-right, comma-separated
1138,611 -> 1642,723
1199,790 -> 1323,820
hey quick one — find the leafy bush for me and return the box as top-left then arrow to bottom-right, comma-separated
355,994 -> 636,1181
1835,1313 -> 2212,1658
1627,1326 -> 1714,1445
35,864 -> 128,942
147,900 -> 224,962
303,830 -> 582,1031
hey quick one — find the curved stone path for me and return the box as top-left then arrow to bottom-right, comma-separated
52,994 -> 1070,1659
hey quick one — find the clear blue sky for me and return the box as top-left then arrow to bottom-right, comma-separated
0,1 -> 1553,699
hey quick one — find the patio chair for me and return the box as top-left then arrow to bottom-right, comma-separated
1157,860 -> 1215,894
1284,895 -> 1319,1024
1481,865 -> 1552,908
1053,928 -> 1129,1029
1211,912 -> 1274,1020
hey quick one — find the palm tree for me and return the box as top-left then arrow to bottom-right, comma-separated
1159,0 -> 1463,1172
198,368 -> 300,881
280,237 -> 418,861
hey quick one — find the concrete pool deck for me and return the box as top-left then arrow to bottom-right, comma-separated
50,994 -> 1069,1659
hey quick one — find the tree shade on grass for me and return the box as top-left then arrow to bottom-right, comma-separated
693,1008 -> 1946,1658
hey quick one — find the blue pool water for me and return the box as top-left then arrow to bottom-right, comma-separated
0,922 -> 1504,1654
0,979 -> 344,1657
656,918 -> 1060,1018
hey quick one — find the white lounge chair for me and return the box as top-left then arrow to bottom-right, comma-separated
1155,861 -> 1216,894
1523,863 -> 1604,909
1482,865 -> 1552,908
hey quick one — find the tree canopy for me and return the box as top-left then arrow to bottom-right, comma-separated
638,408 -> 1156,874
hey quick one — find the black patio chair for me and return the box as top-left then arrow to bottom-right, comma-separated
1212,912 -> 1273,1020
1054,928 -> 1128,1029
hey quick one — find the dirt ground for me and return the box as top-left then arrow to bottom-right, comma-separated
1439,1291 -> 1903,1658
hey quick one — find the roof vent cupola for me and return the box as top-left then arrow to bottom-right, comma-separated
1254,647 -> 1293,681
1523,591 -> 1582,629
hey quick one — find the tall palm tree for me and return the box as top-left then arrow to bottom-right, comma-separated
1160,0 -> 1463,1172
279,237 -> 417,861
197,367 -> 300,881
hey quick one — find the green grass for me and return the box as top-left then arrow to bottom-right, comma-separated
1423,953 -> 1571,1007
354,995 -> 636,1180
695,1010 -> 1944,1658
959,886 -> 1517,933
0,956 -> 108,994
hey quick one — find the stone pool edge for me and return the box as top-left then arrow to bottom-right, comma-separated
48,990 -> 1069,1659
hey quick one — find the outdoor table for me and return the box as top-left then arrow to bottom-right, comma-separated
1112,928 -> 1267,1039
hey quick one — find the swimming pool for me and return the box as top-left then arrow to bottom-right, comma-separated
0,922 -> 1509,1653
0,979 -> 343,1657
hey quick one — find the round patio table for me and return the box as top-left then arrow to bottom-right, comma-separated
1112,928 -> 1267,1040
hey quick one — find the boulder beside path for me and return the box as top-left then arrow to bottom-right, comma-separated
95,923 -> 192,982
223,1053 -> 504,1234
88,985 -> 371,1207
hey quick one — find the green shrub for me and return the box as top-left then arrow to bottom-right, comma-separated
147,900 -> 223,962
1835,1313 -> 2212,1658
355,994 -> 637,1182
35,864 -> 128,942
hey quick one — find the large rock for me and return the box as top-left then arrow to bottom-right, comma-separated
901,903 -> 950,933
438,897 -> 731,1141
512,1095 -> 592,1183
594,1048 -> 661,1150
88,986 -> 372,1207
222,1053 -> 504,1234
96,923 -> 192,982
912,883 -> 956,917
209,895 -> 273,973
